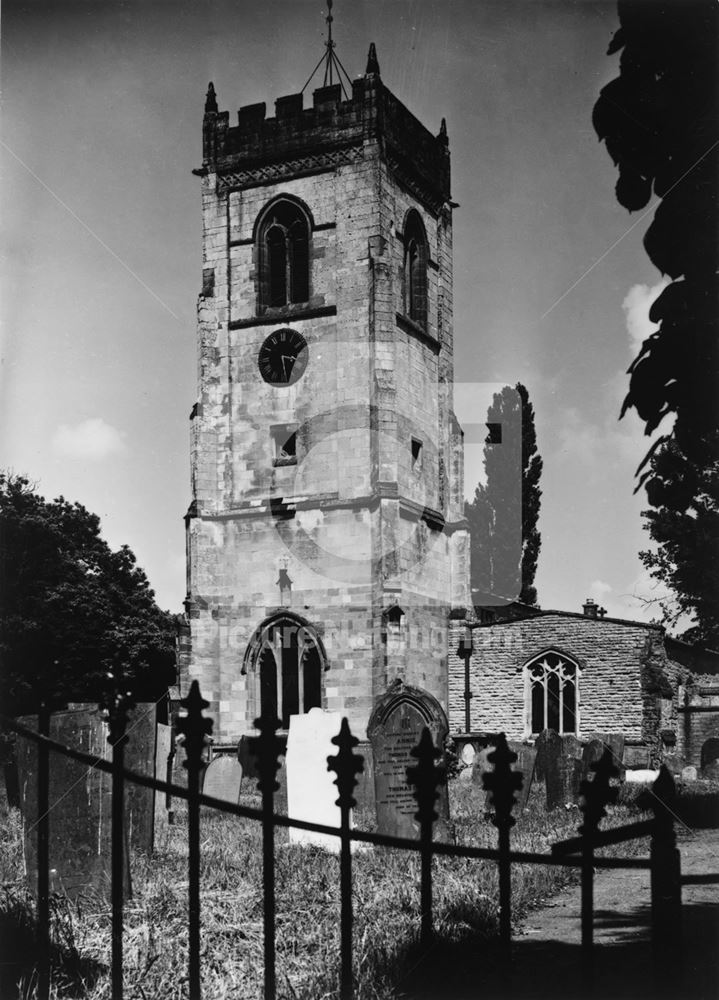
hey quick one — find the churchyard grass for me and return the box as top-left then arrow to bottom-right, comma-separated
0,785 -> 650,1000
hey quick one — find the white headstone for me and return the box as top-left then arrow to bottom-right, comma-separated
286,709 -> 345,851
203,755 -> 243,805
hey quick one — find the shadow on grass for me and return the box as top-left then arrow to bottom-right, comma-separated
0,891 -> 105,999
393,900 -> 718,1000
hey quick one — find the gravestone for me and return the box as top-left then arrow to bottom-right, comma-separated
535,730 -> 582,809
203,755 -> 243,805
624,745 -> 650,770
468,746 -> 493,812
587,733 -> 625,777
124,703 -> 156,854
701,760 -> 719,781
681,765 -> 698,782
16,708 -> 130,899
367,681 -> 450,840
507,742 -> 537,810
353,741 -> 375,815
286,709 -> 344,851
582,739 -> 606,778
154,723 -> 173,851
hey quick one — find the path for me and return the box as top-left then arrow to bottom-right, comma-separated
405,829 -> 719,1000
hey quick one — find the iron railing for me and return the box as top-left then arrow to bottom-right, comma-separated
1,680 -> 688,1000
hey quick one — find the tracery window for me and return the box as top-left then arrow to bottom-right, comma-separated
258,199 -> 310,308
403,209 -> 428,327
526,651 -> 578,736
246,615 -> 324,728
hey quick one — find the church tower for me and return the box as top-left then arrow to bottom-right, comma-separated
181,41 -> 470,742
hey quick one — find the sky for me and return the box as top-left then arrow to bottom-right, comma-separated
1,0 -> 674,622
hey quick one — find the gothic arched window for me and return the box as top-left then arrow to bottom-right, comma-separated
403,210 -> 428,327
257,199 -> 311,309
244,614 -> 325,728
526,650 -> 579,736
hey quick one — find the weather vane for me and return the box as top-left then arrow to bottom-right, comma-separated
302,0 -> 353,98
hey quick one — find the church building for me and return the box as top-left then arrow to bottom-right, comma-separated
179,44 -> 471,743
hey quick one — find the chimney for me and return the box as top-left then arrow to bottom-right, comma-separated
582,598 -> 598,619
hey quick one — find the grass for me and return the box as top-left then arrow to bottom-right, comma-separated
0,781 -> 652,1000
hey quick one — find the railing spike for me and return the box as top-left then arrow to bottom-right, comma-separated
578,747 -> 619,837
327,717 -> 364,811
483,733 -> 522,830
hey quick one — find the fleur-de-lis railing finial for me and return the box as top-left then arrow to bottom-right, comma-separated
579,747 -> 619,838
483,734 -> 522,949
407,727 -> 444,829
102,652 -> 135,748
177,680 -> 213,771
642,764 -> 677,848
407,727 -> 445,946
483,734 -> 522,831
328,718 -> 364,1000
253,710 -> 283,796
327,717 -> 364,811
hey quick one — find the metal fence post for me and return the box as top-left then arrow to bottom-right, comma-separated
327,718 -> 364,1000
177,681 -> 213,1000
483,734 -> 522,956
104,667 -> 133,1000
254,710 -> 283,1000
407,727 -> 444,948
36,702 -> 51,1000
578,748 -> 618,990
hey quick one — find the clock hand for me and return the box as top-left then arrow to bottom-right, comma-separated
281,354 -> 296,380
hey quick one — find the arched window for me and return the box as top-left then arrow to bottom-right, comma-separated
257,199 -> 310,309
244,614 -> 326,728
403,210 -> 428,327
526,651 -> 579,736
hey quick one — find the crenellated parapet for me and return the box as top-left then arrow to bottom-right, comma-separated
201,53 -> 451,214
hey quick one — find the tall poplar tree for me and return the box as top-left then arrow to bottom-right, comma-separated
466,384 -> 543,606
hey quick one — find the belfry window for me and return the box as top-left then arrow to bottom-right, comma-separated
403,210 -> 428,327
246,616 -> 325,728
526,651 -> 579,736
258,200 -> 310,308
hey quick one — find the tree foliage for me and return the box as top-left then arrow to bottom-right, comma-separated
639,438 -> 719,647
466,384 -> 542,606
593,0 -> 719,463
593,1 -> 719,643
0,474 -> 177,716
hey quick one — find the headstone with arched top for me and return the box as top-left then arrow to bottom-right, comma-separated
367,680 -> 450,840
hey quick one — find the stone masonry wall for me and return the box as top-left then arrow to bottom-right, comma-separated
448,614 -> 668,744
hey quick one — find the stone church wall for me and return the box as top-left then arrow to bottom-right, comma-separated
448,613 -> 669,747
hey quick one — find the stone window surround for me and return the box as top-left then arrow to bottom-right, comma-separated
523,648 -> 582,739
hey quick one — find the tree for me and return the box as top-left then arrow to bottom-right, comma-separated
0,474 -> 177,716
639,437 -> 719,647
592,0 -> 719,641
466,384 -> 543,605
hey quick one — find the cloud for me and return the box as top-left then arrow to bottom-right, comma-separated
52,418 -> 126,460
589,579 -> 612,600
621,277 -> 670,355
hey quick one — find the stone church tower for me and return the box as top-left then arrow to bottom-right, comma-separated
181,44 -> 471,742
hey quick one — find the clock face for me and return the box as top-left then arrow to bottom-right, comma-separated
258,328 -> 308,387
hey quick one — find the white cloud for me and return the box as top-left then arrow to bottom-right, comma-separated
52,418 -> 126,461
589,579 -> 612,600
621,277 -> 670,355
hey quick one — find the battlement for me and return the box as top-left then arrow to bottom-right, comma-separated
202,69 -> 451,206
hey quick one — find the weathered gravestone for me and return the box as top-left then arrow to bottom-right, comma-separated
286,709 -> 345,851
154,723 -> 173,851
124,703 -> 157,854
506,741 -> 537,810
587,733 -> 625,778
582,739 -> 606,779
535,730 -> 583,809
367,681 -> 449,840
16,707 -> 130,899
203,755 -> 243,806
624,745 -> 650,770
468,746 -> 493,813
